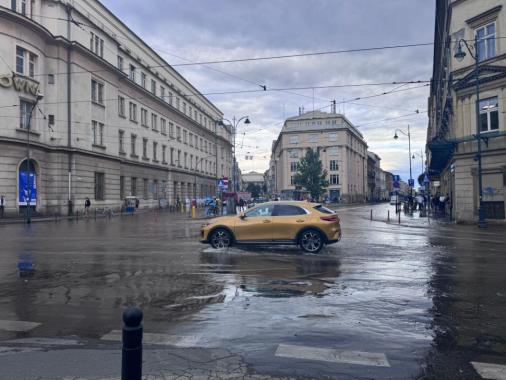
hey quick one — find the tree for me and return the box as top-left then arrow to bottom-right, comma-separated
293,148 -> 328,200
246,183 -> 261,198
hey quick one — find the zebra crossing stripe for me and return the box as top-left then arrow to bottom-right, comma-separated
101,330 -> 199,347
471,362 -> 506,380
275,344 -> 390,367
0,320 -> 41,332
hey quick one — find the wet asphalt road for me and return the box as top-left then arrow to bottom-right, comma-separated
0,204 -> 505,379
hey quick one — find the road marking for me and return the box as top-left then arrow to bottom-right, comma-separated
275,344 -> 390,367
5,337 -> 82,346
472,362 -> 506,380
101,330 -> 200,347
0,320 -> 41,332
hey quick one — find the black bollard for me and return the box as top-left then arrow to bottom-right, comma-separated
122,307 -> 143,380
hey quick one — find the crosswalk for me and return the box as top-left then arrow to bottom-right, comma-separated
1,320 -> 506,379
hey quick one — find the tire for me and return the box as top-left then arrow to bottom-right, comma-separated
209,228 -> 232,249
299,229 -> 324,253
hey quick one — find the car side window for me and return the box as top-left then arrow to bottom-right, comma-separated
273,205 -> 307,216
245,205 -> 274,217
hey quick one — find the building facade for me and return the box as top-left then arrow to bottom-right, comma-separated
0,0 -> 233,216
428,0 -> 506,222
367,151 -> 383,201
241,171 -> 265,194
270,110 -> 368,203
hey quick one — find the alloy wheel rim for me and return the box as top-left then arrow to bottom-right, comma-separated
301,231 -> 322,252
212,231 -> 230,248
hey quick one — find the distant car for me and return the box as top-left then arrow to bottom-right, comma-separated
200,201 -> 341,253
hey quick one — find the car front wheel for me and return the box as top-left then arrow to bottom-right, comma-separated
299,229 -> 324,253
210,228 -> 232,249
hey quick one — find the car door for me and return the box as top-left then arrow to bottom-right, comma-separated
271,204 -> 311,241
234,204 -> 274,242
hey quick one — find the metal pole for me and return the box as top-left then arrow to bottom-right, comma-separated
408,124 -> 412,198
121,307 -> 143,380
474,37 -> 486,228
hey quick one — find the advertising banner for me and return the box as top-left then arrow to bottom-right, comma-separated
18,172 -> 37,206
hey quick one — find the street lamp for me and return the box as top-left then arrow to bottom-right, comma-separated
454,37 -> 487,228
393,125 -> 413,197
219,116 -> 251,193
412,148 -> 424,178
25,91 -> 44,224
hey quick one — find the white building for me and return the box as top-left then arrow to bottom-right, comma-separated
0,0 -> 233,216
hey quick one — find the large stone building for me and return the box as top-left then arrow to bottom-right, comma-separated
428,0 -> 506,222
0,0 -> 233,216
269,110 -> 368,203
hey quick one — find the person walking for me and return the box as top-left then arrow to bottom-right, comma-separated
0,195 -> 5,218
239,197 -> 245,213
84,197 -> 91,217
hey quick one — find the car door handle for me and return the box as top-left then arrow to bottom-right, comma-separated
262,220 -> 271,223
296,220 -> 305,223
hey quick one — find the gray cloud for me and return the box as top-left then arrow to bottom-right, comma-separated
102,0 -> 435,181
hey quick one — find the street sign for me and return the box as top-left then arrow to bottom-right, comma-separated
393,175 -> 401,182
218,177 -> 229,190
408,179 -> 415,187
393,181 -> 400,189
423,174 -> 430,185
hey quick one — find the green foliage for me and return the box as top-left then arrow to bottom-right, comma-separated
293,148 -> 328,200
246,183 -> 262,198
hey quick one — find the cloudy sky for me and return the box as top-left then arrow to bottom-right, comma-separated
103,0 -> 435,182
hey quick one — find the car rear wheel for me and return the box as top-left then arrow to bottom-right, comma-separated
210,228 -> 232,249
299,229 -> 324,253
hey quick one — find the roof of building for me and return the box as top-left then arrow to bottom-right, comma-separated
242,171 -> 265,182
281,111 -> 364,138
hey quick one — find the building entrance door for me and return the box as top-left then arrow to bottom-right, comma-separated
329,189 -> 340,203
18,159 -> 37,212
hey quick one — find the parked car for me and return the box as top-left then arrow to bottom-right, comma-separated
200,201 -> 341,253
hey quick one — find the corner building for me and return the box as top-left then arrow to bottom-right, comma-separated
0,0 -> 233,216
271,111 -> 368,203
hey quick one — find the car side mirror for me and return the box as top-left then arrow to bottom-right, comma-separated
239,213 -> 246,220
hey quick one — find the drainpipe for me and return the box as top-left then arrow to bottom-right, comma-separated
66,3 -> 73,215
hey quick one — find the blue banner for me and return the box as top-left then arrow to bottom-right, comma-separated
19,172 -> 37,206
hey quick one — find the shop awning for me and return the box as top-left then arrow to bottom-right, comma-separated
428,139 -> 456,176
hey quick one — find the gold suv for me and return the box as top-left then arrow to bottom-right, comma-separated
200,201 -> 341,253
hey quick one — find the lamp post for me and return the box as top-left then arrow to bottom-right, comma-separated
24,91 -> 44,224
218,116 -> 251,192
454,37 -> 487,228
393,125 -> 413,196
412,149 -> 425,178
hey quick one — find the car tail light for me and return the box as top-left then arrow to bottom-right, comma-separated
320,215 -> 337,222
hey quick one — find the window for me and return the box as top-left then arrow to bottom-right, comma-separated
176,126 -> 181,141
131,134 -> 137,156
119,130 -> 125,154
169,122 -> 174,138
189,106 -> 192,117
129,102 -> 137,122
48,74 -> 55,84
329,132 -> 338,142
189,133 -> 193,146
170,147 -> 174,165
169,92 -> 173,105
90,32 -> 104,57
176,97 -> 180,109
330,174 -> 339,185
290,176 -> 295,186
131,177 -> 137,196
117,55 -> 124,71
91,80 -> 104,104
183,130 -> 188,144
479,97 -> 499,132
290,162 -> 298,172
16,46 -> 36,78
273,205 -> 306,216
151,113 -> 158,131
160,86 -> 165,100
142,138 -> 148,158
190,154 -> 193,169
330,160 -> 338,171
476,22 -> 496,62
19,100 -> 34,129
153,141 -> 158,161
141,108 -> 148,126
183,102 -> 186,114
204,141 -> 208,153
161,118 -> 166,135
200,138 -> 203,151
118,96 -> 125,117
162,145 -> 167,163
308,134 -> 318,143
177,150 -> 181,167
120,176 -> 125,199
289,149 -> 299,158
129,65 -> 136,82
289,135 -> 299,144
92,120 -> 104,146
141,72 -> 146,88
143,178 -> 148,199
94,172 -> 105,200
184,152 -> 188,168
245,204 -> 274,217
151,79 -> 156,95
153,180 -> 158,200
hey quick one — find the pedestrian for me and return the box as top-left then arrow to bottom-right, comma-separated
0,195 -> 5,218
438,194 -> 446,215
239,198 -> 245,213
84,197 -> 91,217
135,198 -> 139,209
